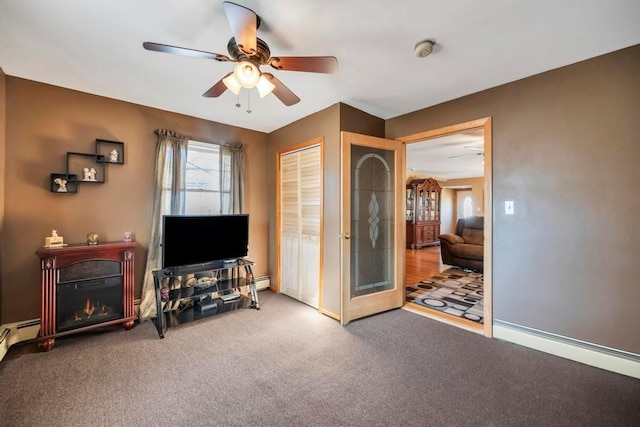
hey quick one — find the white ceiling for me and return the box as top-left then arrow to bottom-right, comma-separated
1,1 -> 639,134
407,130 -> 484,180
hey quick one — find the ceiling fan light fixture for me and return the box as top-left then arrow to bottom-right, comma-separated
256,74 -> 275,97
233,61 -> 260,88
222,73 -> 241,95
145,2 -> 336,106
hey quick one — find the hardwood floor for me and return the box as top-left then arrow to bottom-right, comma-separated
405,245 -> 447,285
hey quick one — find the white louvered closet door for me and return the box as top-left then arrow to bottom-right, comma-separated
279,145 -> 321,308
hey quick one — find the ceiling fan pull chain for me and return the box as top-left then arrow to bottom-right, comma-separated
246,90 -> 252,114
235,92 -> 241,108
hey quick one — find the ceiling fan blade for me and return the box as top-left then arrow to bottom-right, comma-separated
269,56 -> 338,73
262,73 -> 300,106
143,42 -> 231,62
448,153 -> 483,159
202,73 -> 233,97
223,1 -> 257,55
464,146 -> 484,151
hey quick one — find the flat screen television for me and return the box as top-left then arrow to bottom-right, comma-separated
162,214 -> 249,270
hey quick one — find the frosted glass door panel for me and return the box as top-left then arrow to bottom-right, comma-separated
350,145 -> 395,298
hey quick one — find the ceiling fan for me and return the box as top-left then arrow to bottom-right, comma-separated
448,146 -> 484,159
143,1 -> 338,106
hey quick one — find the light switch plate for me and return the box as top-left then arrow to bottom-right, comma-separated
505,200 -> 515,215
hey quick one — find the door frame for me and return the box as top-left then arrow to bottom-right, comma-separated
396,117 -> 493,337
275,137 -> 325,310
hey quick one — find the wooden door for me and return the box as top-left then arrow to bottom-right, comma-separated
340,132 -> 405,325
278,143 -> 322,308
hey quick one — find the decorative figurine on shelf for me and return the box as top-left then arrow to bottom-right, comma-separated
109,149 -> 119,163
123,231 -> 132,242
82,167 -> 97,182
44,229 -> 65,248
160,286 -> 170,302
87,232 -> 99,245
54,177 -> 68,192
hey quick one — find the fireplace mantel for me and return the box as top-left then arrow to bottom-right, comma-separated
35,241 -> 137,351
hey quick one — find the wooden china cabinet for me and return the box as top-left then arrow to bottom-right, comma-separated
406,178 -> 442,249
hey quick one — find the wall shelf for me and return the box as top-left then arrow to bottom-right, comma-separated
67,152 -> 105,183
96,139 -> 125,165
49,138 -> 125,193
50,173 -> 78,193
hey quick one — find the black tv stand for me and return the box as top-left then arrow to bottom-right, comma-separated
152,259 -> 259,338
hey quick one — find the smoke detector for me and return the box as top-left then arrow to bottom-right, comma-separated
414,39 -> 435,58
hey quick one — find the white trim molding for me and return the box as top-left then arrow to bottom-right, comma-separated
494,320 -> 640,379
255,275 -> 270,291
0,319 -> 40,362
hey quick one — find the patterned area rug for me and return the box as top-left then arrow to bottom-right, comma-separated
406,268 -> 484,324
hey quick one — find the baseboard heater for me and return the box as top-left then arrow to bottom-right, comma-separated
0,319 -> 41,362
254,275 -> 270,291
494,319 -> 640,379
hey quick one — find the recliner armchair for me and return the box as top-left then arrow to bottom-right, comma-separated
438,216 -> 484,272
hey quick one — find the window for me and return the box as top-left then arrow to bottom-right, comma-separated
158,139 -> 236,216
463,196 -> 473,218
185,140 -> 229,214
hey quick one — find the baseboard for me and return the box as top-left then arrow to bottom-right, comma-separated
494,320 -> 640,379
319,308 -> 340,321
254,275 -> 270,291
0,319 -> 40,362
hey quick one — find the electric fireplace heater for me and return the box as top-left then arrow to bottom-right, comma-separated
56,276 -> 124,332
35,242 -> 137,351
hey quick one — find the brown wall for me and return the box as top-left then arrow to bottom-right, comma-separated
387,45 -> 640,354
266,104 -> 341,316
0,68 -> 6,322
3,78 -> 269,323
339,103 -> 385,137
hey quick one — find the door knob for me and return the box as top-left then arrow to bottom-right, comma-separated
344,233 -> 350,239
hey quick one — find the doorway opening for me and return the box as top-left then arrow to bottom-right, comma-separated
396,117 -> 493,337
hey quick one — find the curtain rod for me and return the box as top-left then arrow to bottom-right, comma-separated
192,139 -> 243,151
154,129 -> 242,150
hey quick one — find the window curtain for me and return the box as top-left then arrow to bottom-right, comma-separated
220,142 -> 244,214
138,129 -> 188,320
